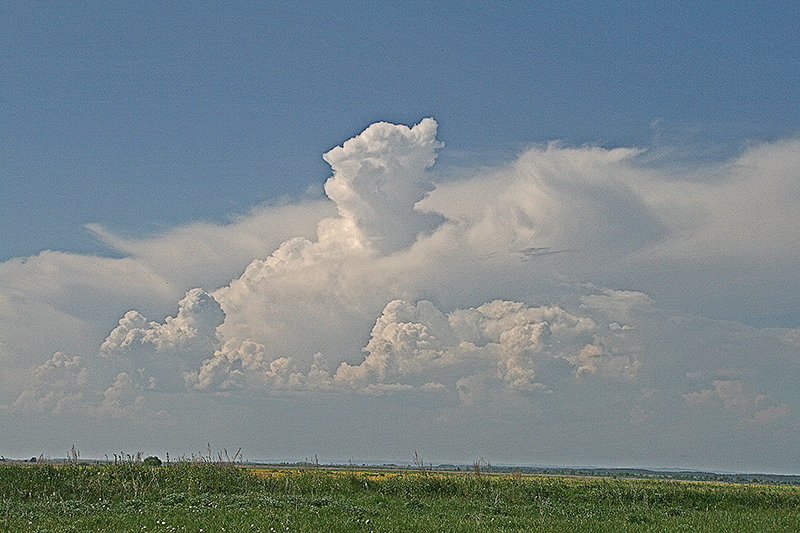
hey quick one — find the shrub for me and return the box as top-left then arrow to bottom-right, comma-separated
143,456 -> 162,467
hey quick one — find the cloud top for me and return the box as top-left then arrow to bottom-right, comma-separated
323,118 -> 444,253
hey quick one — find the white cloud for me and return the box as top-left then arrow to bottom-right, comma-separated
2,119 -> 799,471
647,138 -> 800,261
86,199 -> 334,291
323,118 -> 444,254
101,288 -> 224,356
325,297 -> 626,394
580,288 -> 653,325
99,288 -> 224,391
0,252 -> 172,368
185,339 -> 270,391
419,143 -> 662,257
0,199 -> 332,394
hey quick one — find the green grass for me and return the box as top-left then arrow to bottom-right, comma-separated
2,462 -> 799,532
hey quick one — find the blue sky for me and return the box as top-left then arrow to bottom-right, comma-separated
4,2 -> 798,259
2,3 -> 800,472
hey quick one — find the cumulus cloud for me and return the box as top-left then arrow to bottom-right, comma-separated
189,295 -> 616,397
10,352 -> 89,415
0,252 -> 173,371
185,339 -> 270,391
186,294 -> 638,397
96,372 -> 167,420
99,288 -> 224,391
101,289 -> 224,356
8,289 -> 229,421
323,118 -> 444,254
3,118 -> 800,470
683,380 -> 790,425
0,199 -> 332,395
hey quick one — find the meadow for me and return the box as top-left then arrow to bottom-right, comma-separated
2,461 -> 799,532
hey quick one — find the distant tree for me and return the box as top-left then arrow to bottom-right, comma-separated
143,456 -> 162,467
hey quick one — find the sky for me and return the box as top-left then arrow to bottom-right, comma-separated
1,2 -> 799,473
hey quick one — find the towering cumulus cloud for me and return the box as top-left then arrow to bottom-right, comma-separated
3,118 -> 799,471
210,119 -> 447,368
322,117 -> 444,254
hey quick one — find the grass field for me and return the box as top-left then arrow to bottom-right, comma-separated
2,462 -> 799,532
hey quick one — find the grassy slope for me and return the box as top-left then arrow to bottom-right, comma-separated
2,463 -> 799,532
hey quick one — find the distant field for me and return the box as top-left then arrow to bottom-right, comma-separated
2,462 -> 799,532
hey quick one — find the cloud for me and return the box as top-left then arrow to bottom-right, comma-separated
192,295 -> 615,397
204,120 -> 450,361
0,199 -> 331,390
185,339 -> 270,391
116,293 -> 640,398
580,287 -> 653,324
0,251 -> 175,405
96,372 -> 168,421
683,380 -> 790,426
9,352 -> 89,415
86,199 -> 334,291
419,142 -> 663,257
2,119 -> 799,470
99,288 -> 225,391
101,288 -> 224,355
323,117 -> 444,254
648,138 -> 800,261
